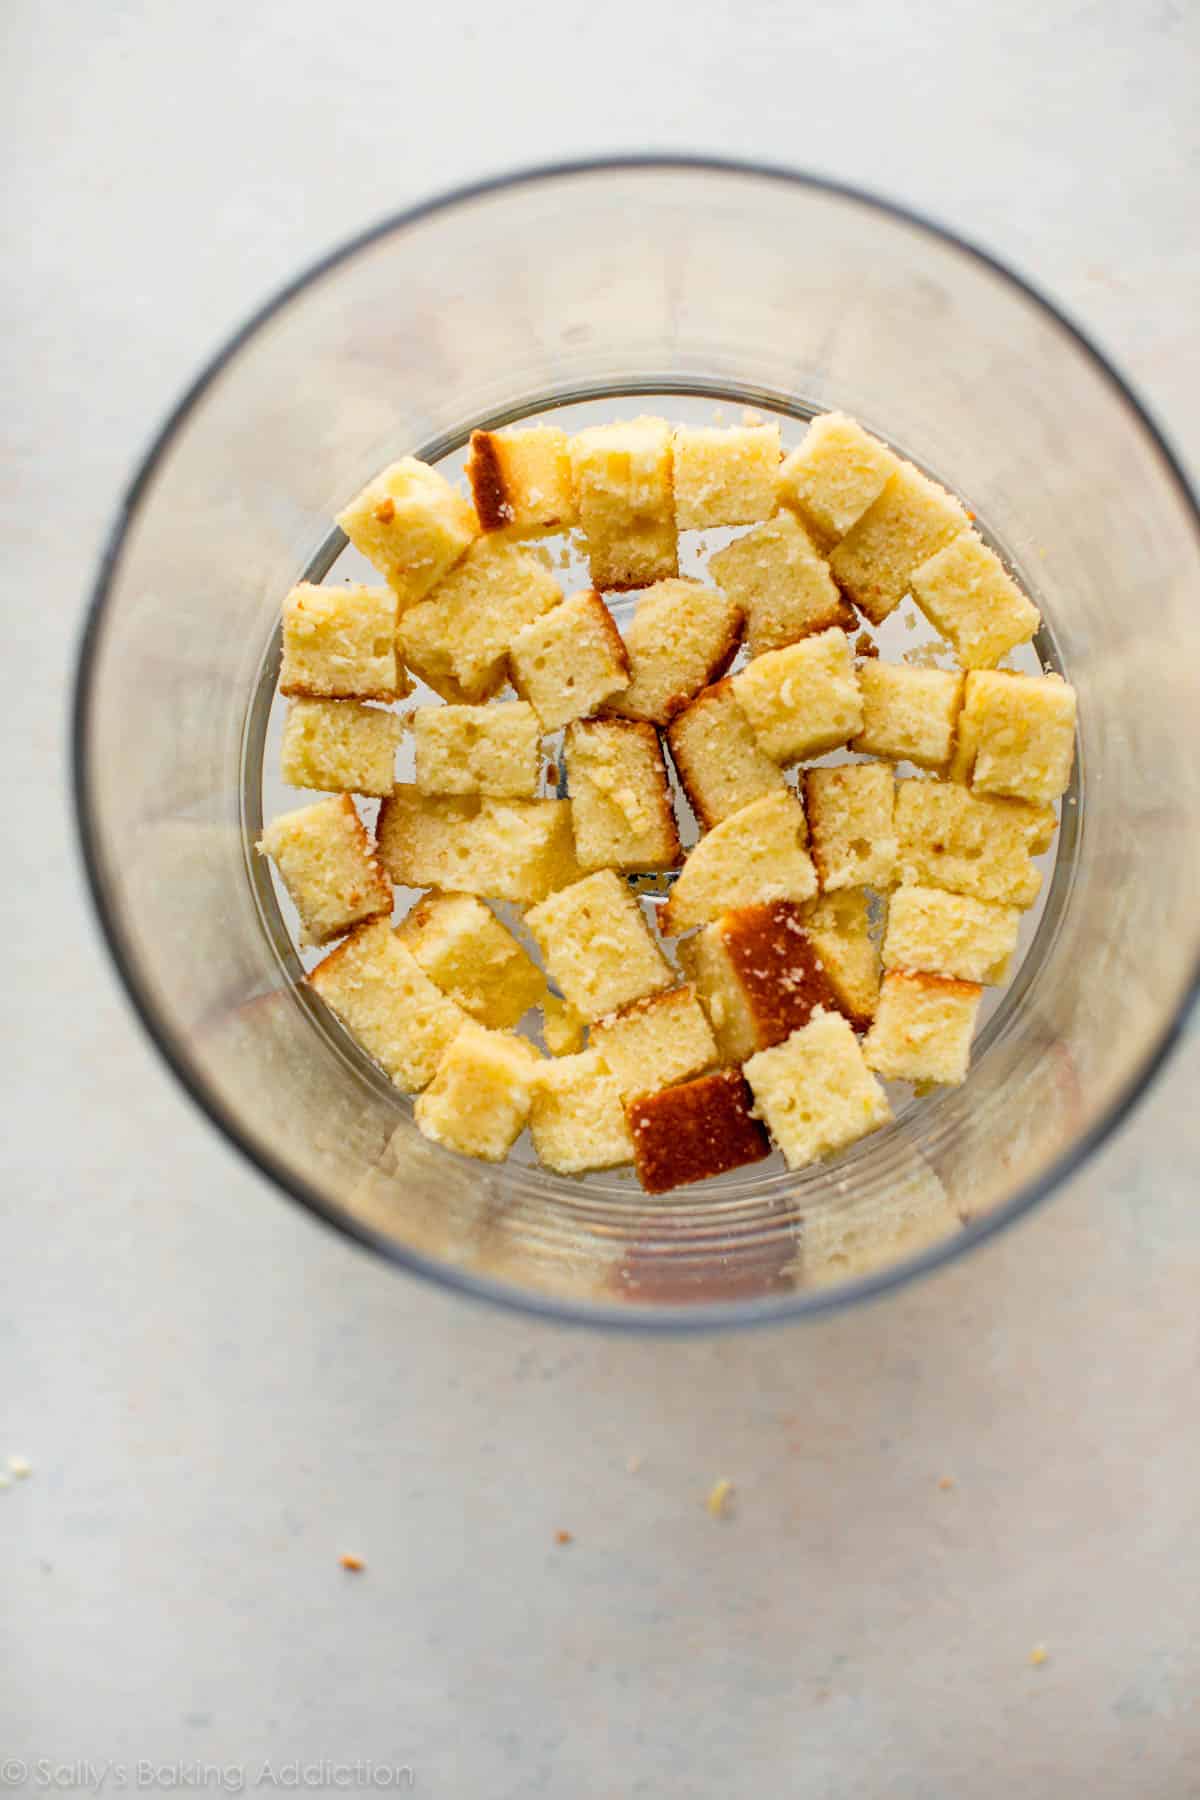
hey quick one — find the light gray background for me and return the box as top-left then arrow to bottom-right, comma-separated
3,3 -> 1198,1794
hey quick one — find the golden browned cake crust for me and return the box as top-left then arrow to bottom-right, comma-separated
465,431 -> 509,531
719,900 -> 842,1045
627,1068 -> 771,1194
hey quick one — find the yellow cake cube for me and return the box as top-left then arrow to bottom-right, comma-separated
509,589 -> 630,729
895,777 -> 1054,908
377,788 -> 580,904
951,670 -> 1077,805
744,1011 -> 892,1170
853,661 -> 963,770
279,583 -> 401,702
801,888 -> 881,1029
415,1024 -> 541,1161
564,718 -> 680,872
709,510 -> 853,655
863,969 -> 982,1086
829,462 -> 968,624
257,794 -> 392,947
590,985 -> 718,1101
910,530 -> 1040,668
395,891 -> 546,1027
412,701 -> 541,798
776,412 -> 900,547
568,415 -> 678,590
732,629 -> 862,763
882,885 -> 1020,985
281,698 -> 402,798
336,457 -> 478,605
541,993 -> 587,1056
529,1049 -> 634,1175
804,762 -> 896,891
666,678 -> 787,830
466,426 -> 578,534
399,536 -> 563,703
525,870 -> 673,1022
660,791 -> 818,935
307,919 -> 466,1091
678,899 -> 841,1063
672,423 -> 781,529
607,579 -> 743,726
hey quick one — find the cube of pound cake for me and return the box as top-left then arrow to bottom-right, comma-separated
395,891 -> 546,1028
804,762 -> 896,892
672,423 -> 781,529
530,1049 -> 633,1175
828,462 -> 968,624
776,412 -> 900,547
853,661 -> 963,770
801,1161 -> 961,1287
307,919 -> 466,1091
949,670 -> 1076,805
883,885 -> 1020,985
564,718 -> 680,872
377,787 -> 579,904
666,678 -> 787,830
336,457 -> 478,605
678,900 -> 841,1064
414,1024 -> 541,1162
400,536 -> 562,703
895,778 -> 1054,908
709,510 -> 853,656
607,579 -> 743,726
731,629 -> 862,764
525,870 -> 673,1023
910,530 -> 1040,668
541,993 -> 587,1056
281,698 -> 401,798
744,1011 -> 892,1171
257,795 -> 392,947
590,985 -> 717,1102
466,426 -> 577,535
412,701 -> 541,798
280,582 -> 401,702
801,889 -> 881,1029
627,1068 -> 771,1195
568,415 -> 678,590
660,791 -> 817,936
509,589 -> 629,729
863,969 -> 982,1086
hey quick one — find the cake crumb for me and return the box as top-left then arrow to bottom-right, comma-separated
626,1453 -> 644,1474
938,1474 -> 955,1491
706,1477 -> 735,1519
339,1552 -> 365,1572
741,406 -> 764,426
7,1455 -> 32,1480
554,1529 -> 573,1546
855,631 -> 879,659
1029,1644 -> 1049,1667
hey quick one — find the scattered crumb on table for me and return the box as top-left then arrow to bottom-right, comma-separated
938,1474 -> 956,1491
1029,1644 -> 1049,1667
7,1455 -> 31,1479
706,1478 -> 735,1519
626,1454 -> 643,1474
339,1552 -> 365,1572
554,1529 -> 573,1546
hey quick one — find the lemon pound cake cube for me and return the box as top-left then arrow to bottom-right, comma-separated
607,579 -> 743,726
466,426 -> 578,534
377,788 -> 579,904
731,629 -> 862,764
801,889 -> 881,1029
627,1067 -> 771,1194
678,899 -> 841,1063
568,415 -> 678,590
258,795 -> 392,947
400,537 -> 562,704
395,892 -> 546,1027
744,1012 -> 892,1170
530,1050 -> 633,1175
307,920 -> 466,1091
909,531 -> 1040,668
564,719 -> 680,872
281,699 -> 402,798
883,886 -> 1020,985
666,679 -> 787,830
895,778 -> 1054,908
412,702 -> 541,799
672,423 -> 781,529
951,670 -> 1077,805
280,583 -> 401,701
709,511 -> 854,656
804,762 -> 896,892
863,969 -> 982,1086
541,993 -> 587,1056
776,412 -> 900,548
590,986 -> 717,1102
853,662 -> 963,770
660,791 -> 818,935
828,463 -> 968,624
336,457 -> 478,605
509,589 -> 630,729
525,870 -> 673,1022
415,1024 -> 540,1161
